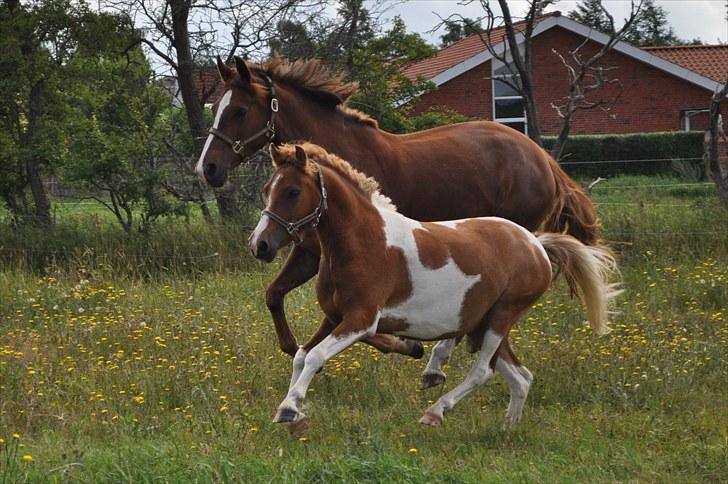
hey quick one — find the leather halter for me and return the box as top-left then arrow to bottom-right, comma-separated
208,73 -> 279,158
262,163 -> 328,245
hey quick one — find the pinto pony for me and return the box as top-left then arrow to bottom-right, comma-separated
250,143 -> 620,431
197,56 -> 600,357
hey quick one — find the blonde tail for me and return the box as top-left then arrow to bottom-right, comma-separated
538,233 -> 622,335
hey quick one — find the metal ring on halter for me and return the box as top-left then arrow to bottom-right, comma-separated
207,73 -> 279,159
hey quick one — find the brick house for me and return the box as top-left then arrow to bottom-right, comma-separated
402,12 -> 728,135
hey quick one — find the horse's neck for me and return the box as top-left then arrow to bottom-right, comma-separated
275,88 -> 392,181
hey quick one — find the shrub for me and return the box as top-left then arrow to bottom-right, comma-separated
542,131 -> 705,178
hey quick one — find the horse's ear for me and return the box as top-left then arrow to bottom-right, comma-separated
216,55 -> 234,82
293,145 -> 308,168
234,56 -> 251,85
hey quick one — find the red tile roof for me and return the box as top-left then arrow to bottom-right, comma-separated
402,12 -> 560,82
644,45 -> 728,82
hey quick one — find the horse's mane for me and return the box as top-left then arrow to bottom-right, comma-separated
272,143 -> 396,211
252,56 -> 379,129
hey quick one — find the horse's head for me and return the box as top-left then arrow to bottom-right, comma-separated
249,144 -> 326,261
195,56 -> 277,187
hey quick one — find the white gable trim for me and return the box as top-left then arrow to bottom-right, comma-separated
428,15 -> 723,93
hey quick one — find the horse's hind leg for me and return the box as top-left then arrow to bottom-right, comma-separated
419,329 -> 503,426
495,339 -> 533,428
420,338 -> 459,390
362,335 -> 424,359
266,245 -> 320,356
419,300 -> 532,427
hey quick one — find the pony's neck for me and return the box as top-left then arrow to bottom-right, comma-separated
273,84 -> 392,182
314,166 -> 384,260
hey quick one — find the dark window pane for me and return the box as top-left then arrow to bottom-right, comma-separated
493,78 -> 520,97
494,62 -> 518,76
495,98 -> 525,119
501,121 -> 526,133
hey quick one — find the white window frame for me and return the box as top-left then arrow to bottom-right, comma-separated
492,58 -> 527,134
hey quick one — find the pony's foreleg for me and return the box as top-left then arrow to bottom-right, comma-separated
420,337 -> 458,390
266,245 -> 320,356
288,317 -> 337,391
274,309 -> 380,424
419,330 -> 503,426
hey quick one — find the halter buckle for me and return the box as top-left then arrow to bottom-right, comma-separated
232,140 -> 243,154
270,98 -> 279,112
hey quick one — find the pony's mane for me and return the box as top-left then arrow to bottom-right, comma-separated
272,143 -> 396,211
252,56 -> 379,128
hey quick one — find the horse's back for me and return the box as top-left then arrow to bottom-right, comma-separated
390,122 -> 556,228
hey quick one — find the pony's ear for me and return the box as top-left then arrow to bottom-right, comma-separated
234,56 -> 251,85
293,145 -> 308,169
269,144 -> 284,166
216,55 -> 234,82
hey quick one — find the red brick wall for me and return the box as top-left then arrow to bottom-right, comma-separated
410,61 -> 492,118
409,26 -> 726,135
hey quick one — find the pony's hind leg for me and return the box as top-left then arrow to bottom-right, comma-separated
495,339 -> 533,428
420,338 -> 458,390
363,334 -> 424,359
419,329 -> 503,426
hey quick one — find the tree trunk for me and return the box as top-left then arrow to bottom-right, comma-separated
169,0 -> 239,220
706,86 -> 728,205
26,80 -> 52,225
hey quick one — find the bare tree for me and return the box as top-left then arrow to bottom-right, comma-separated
549,1 -> 642,159
705,80 -> 728,205
435,1 -> 641,157
108,0 -> 323,219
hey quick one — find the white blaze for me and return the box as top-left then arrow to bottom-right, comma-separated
195,89 -> 233,178
248,174 -> 282,254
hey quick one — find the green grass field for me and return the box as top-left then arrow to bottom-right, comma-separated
1,176 -> 727,482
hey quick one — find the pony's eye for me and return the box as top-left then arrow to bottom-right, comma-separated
287,188 -> 300,199
235,108 -> 247,119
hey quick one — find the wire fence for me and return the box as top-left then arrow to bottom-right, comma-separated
1,155 -> 726,267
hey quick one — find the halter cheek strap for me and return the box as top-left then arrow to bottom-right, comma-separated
208,73 -> 279,157
262,164 -> 328,245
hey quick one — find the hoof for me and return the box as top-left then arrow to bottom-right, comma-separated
409,341 -> 425,359
419,412 -> 443,427
288,416 -> 309,439
420,372 -> 446,390
273,407 -> 299,424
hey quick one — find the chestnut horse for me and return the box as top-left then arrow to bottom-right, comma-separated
250,143 -> 619,431
196,56 -> 600,358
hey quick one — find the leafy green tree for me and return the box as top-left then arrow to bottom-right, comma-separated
348,17 -> 437,132
61,34 -> 187,233
628,0 -> 680,46
568,0 -> 615,35
440,17 -> 483,47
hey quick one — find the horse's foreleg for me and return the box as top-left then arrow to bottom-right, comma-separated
288,317 -> 337,391
420,337 -> 459,389
362,334 -> 424,359
274,308 -> 379,425
266,245 -> 320,357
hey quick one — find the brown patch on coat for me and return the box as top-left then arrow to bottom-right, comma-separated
413,228 -> 449,269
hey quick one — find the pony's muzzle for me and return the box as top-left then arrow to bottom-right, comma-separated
202,161 -> 229,188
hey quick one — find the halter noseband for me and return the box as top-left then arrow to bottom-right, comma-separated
208,73 -> 279,157
262,163 -> 328,245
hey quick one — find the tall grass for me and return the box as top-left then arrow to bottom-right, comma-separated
0,175 -> 726,482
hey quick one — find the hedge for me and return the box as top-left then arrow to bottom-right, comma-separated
541,131 -> 705,178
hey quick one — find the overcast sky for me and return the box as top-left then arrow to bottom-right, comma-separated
374,1 -> 728,46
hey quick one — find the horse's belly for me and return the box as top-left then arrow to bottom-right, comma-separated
381,267 -> 480,340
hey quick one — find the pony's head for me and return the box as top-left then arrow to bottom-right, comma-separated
249,144 -> 324,262
194,56 -> 277,187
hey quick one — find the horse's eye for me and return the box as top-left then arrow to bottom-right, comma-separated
235,108 -> 247,119
287,188 -> 300,199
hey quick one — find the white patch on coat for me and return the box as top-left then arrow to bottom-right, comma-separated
378,207 -> 481,340
195,89 -> 233,177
